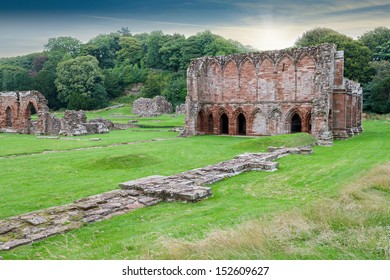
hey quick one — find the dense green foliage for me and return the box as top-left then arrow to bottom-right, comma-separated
0,30 -> 251,110
0,115 -> 388,259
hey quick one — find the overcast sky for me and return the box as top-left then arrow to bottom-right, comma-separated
0,0 -> 389,57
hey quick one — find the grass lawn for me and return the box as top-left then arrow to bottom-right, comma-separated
0,119 -> 389,259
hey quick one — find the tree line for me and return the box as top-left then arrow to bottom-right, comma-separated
0,27 -> 389,113
0,29 -> 251,110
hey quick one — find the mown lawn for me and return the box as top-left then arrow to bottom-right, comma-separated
0,119 -> 389,259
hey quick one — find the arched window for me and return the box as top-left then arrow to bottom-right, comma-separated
291,113 -> 302,133
220,113 -> 229,134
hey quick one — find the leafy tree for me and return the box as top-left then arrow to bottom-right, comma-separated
0,65 -> 33,91
295,28 -> 373,83
359,27 -> 390,61
33,69 -> 63,109
363,60 -> 390,113
142,31 -> 168,69
82,33 -> 120,68
44,36 -> 82,57
116,36 -> 143,65
162,73 -> 187,107
55,55 -> 108,110
117,27 -> 132,37
159,34 -> 186,72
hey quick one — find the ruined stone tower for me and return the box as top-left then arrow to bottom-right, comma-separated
183,44 -> 362,145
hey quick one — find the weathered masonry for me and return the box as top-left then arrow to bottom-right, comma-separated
183,44 -> 363,144
0,91 -> 110,135
0,91 -> 58,135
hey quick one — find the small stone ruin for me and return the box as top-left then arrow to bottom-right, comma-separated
132,96 -> 172,117
175,104 -> 185,116
59,110 -> 112,136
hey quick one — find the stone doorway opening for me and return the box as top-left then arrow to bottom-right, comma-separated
207,114 -> 214,133
5,106 -> 12,127
291,113 -> 302,133
220,113 -> 229,134
25,102 -> 38,134
196,111 -> 205,133
237,113 -> 246,135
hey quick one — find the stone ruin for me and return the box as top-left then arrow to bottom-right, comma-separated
0,145 -> 312,250
59,110 -> 112,136
175,103 -> 186,116
0,91 -> 112,136
132,96 -> 173,117
183,44 -> 363,145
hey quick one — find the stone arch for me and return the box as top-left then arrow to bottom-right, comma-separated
291,113 -> 302,133
236,113 -> 246,135
251,108 -> 267,135
5,106 -> 13,128
268,109 -> 282,135
297,55 -> 316,100
223,59 -> 239,102
220,113 -> 229,134
258,58 -> 275,101
24,101 -> 39,134
207,60 -> 223,102
239,58 -> 256,102
285,108 -> 304,133
207,112 -> 214,134
196,109 -> 206,133
232,108 -> 248,135
276,55 -> 295,101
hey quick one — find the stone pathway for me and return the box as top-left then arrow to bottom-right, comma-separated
0,146 -> 312,251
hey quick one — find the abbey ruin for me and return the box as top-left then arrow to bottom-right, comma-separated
0,91 -> 110,136
183,44 -> 363,144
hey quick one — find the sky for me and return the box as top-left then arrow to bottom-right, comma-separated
0,0 -> 389,57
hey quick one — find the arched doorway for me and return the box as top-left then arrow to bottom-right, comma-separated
291,113 -> 302,133
196,111 -> 205,133
207,114 -> 214,134
5,107 -> 12,127
220,113 -> 229,134
25,102 -> 38,134
237,113 -> 246,135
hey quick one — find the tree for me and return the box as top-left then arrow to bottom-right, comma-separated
295,28 -> 373,83
363,60 -> 390,113
44,36 -> 82,57
359,27 -> 390,61
116,36 -> 143,65
55,55 -> 108,110
0,65 -> 33,91
82,33 -> 120,68
142,31 -> 168,69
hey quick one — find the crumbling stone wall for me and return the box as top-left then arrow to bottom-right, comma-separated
0,91 -> 55,135
132,96 -> 173,117
0,91 -> 112,136
59,110 -> 111,136
183,44 -> 363,144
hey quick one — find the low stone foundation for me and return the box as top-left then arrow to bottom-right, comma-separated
0,146 -> 312,251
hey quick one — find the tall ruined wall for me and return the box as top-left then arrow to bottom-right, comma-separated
0,91 -> 111,136
184,44 -> 337,142
0,91 -> 51,134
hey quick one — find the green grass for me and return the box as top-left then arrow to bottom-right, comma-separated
0,119 -> 389,259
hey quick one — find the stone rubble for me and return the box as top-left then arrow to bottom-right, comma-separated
0,146 -> 312,251
132,96 -> 173,117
